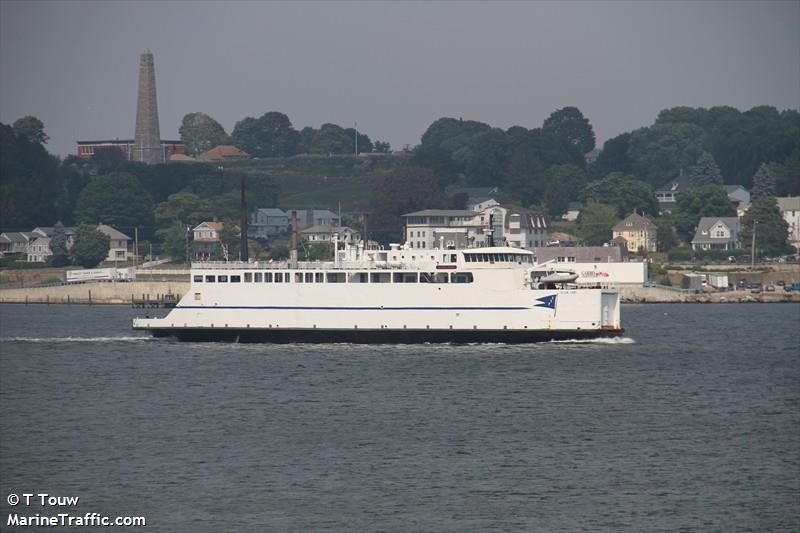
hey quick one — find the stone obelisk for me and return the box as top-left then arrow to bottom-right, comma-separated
132,49 -> 163,164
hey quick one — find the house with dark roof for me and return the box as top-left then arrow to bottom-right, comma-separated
0,232 -> 37,255
691,217 -> 741,250
612,212 -> 658,252
723,185 -> 750,209
655,173 -> 693,213
250,208 -> 289,239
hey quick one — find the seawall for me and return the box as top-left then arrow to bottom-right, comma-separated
0,282 -> 190,305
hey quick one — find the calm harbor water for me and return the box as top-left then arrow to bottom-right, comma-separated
1,303 -> 798,532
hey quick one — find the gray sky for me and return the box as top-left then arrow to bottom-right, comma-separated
1,0 -> 798,159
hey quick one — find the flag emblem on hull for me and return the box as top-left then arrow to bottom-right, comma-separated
534,294 -> 557,310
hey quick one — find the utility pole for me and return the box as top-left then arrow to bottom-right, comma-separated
354,121 -> 358,155
186,226 -> 190,265
134,226 -> 139,267
750,220 -> 758,269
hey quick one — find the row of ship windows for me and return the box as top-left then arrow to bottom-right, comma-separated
194,272 -> 475,284
463,253 -> 534,263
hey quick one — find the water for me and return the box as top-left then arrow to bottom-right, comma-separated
1,303 -> 798,532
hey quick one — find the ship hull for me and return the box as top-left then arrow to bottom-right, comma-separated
145,326 -> 624,343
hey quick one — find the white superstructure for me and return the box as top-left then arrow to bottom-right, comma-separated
133,245 -> 622,343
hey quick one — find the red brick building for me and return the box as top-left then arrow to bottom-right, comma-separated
76,139 -> 185,161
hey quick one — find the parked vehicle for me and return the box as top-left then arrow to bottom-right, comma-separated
765,285 -> 776,292
65,268 -> 136,284
777,280 -> 785,286
784,283 -> 800,292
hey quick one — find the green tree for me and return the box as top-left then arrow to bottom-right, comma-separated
296,126 -> 317,153
576,201 -> 619,245
48,222 -> 70,267
580,172 -> 657,218
71,224 -> 110,268
542,164 -> 586,217
373,140 -> 391,153
592,132 -> 632,178
454,128 -> 515,186
155,223 -> 191,262
654,214 -> 678,252
179,112 -> 230,156
231,111 -> 299,157
627,122 -> 706,187
689,151 -> 723,186
12,115 -> 49,144
214,220 -> 240,261
772,148 -> 800,196
154,191 -> 214,229
75,172 -> 154,228
0,123 -> 62,228
309,123 -> 352,154
750,163 -> 776,199
91,146 -> 126,175
370,166 -> 447,244
740,196 -> 791,257
542,106 -> 596,154
673,184 -> 736,241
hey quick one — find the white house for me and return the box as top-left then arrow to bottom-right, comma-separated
192,221 -> 224,260
691,217 -> 741,250
26,236 -> 52,262
96,225 -> 131,262
0,232 -> 37,256
776,197 -> 800,251
402,205 -> 548,250
300,225 -> 359,245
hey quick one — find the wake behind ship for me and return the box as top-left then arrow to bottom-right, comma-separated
133,244 -> 622,343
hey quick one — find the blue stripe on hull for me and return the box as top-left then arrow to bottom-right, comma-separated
175,305 -> 528,311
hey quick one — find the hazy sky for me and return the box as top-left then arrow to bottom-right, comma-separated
1,1 -> 798,158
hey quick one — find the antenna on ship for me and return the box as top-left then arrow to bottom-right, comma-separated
240,175 -> 248,262
290,210 -> 298,269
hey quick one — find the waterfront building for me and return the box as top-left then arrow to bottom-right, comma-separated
691,217 -> 741,250
612,212 -> 658,253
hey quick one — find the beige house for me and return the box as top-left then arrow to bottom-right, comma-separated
97,224 -> 131,262
612,212 -> 657,253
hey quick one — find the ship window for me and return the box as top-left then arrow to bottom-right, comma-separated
230,275 -> 241,283
254,272 -> 262,282
450,254 -> 457,262
420,272 -> 433,283
295,273 -> 304,283
370,272 -> 390,283
194,275 -> 203,282
244,273 -> 252,282
305,273 -> 314,283
264,272 -> 272,282
464,254 -> 472,262
434,272 -> 449,283
393,272 -> 417,283
194,292 -> 201,301
326,272 -> 346,283
218,275 -> 228,282
315,273 -> 324,283
348,272 -> 368,283
275,272 -> 283,283
205,275 -> 215,283
452,272 -> 474,283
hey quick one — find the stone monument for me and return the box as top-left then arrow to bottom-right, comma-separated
132,49 -> 163,164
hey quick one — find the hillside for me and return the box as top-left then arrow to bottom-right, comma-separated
221,153 -> 411,212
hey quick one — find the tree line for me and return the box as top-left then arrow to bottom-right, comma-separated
180,111 -> 390,158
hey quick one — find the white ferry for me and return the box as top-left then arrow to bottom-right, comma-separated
132,245 -> 622,343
